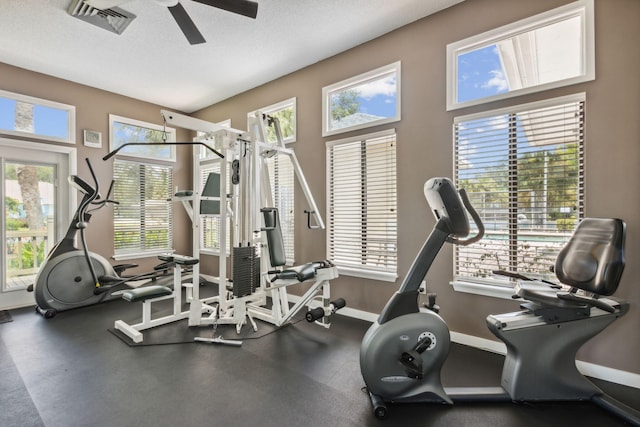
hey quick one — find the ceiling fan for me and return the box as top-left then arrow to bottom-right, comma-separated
84,0 -> 258,45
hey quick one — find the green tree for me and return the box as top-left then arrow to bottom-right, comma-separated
331,89 -> 360,121
517,144 -> 580,221
266,108 -> 295,143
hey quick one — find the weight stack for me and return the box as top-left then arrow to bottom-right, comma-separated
232,246 -> 260,297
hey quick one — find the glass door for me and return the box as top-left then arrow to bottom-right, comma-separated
4,162 -> 57,291
1,142 -> 72,310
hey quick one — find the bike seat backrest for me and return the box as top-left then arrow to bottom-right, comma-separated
262,207 -> 286,268
555,218 -> 625,296
424,177 -> 470,238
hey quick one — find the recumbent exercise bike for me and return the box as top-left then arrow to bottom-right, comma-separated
360,177 -> 640,425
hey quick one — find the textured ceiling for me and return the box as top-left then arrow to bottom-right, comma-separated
0,0 -> 463,113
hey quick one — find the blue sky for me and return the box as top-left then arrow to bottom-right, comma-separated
457,44 -> 508,103
0,98 -> 69,139
348,74 -> 398,118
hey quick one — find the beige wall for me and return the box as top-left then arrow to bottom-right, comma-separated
192,0 -> 640,375
0,62 -> 194,275
1,0 -> 638,377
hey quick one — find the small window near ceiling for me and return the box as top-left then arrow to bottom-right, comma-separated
322,62 -> 401,137
453,94 -> 585,296
109,114 -> 176,162
326,129 -> 398,281
447,0 -> 594,110
248,98 -> 297,144
0,89 -> 75,144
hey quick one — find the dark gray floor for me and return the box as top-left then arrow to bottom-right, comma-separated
1,291 -> 639,427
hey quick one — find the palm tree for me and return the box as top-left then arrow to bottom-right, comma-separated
14,101 -> 44,230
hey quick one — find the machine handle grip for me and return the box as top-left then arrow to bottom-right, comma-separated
304,210 -> 322,229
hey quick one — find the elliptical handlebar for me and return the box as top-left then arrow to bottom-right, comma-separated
446,188 -> 485,246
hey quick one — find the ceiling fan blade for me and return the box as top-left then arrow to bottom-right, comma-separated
193,0 -> 258,19
168,3 -> 206,45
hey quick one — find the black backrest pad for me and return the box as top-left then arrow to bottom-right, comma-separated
555,218 -> 625,296
262,208 -> 286,267
200,173 -> 221,215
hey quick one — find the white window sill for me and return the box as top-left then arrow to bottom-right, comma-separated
112,250 -> 174,262
451,280 -> 516,300
337,266 -> 397,283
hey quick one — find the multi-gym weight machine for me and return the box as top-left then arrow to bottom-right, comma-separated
113,110 -> 344,344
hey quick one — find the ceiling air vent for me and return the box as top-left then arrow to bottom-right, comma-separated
68,0 -> 136,35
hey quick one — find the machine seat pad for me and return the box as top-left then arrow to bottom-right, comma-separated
516,281 -> 586,309
274,262 -> 323,282
172,255 -> 199,266
122,285 -> 172,302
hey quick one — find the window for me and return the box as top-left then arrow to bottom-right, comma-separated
109,114 -> 176,162
322,62 -> 401,137
198,159 -> 230,255
0,89 -> 75,144
248,101 -> 297,263
266,151 -> 295,263
453,94 -> 585,293
447,0 -> 594,110
326,129 -> 397,281
248,98 -> 296,144
112,160 -> 173,259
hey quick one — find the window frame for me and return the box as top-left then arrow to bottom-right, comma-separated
446,0 -> 594,111
109,114 -> 176,162
322,62 -> 401,137
0,89 -> 76,144
451,93 -> 586,298
326,128 -> 398,282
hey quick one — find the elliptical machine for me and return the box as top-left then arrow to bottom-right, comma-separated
29,159 -> 172,318
360,177 -> 640,426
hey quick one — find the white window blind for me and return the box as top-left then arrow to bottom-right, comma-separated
199,162 -> 230,254
267,152 -> 295,263
113,160 -> 173,257
327,129 -> 397,281
454,94 -> 585,286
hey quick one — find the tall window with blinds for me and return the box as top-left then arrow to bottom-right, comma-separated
266,153 -> 295,263
113,160 -> 173,258
454,94 -> 585,286
199,162 -> 228,254
326,129 -> 398,281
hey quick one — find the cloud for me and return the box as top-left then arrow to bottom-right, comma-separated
355,75 -> 397,99
481,69 -> 508,93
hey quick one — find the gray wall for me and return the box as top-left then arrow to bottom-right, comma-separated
191,0 -> 640,376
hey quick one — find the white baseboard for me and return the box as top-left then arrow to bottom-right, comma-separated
292,295 -> 640,391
